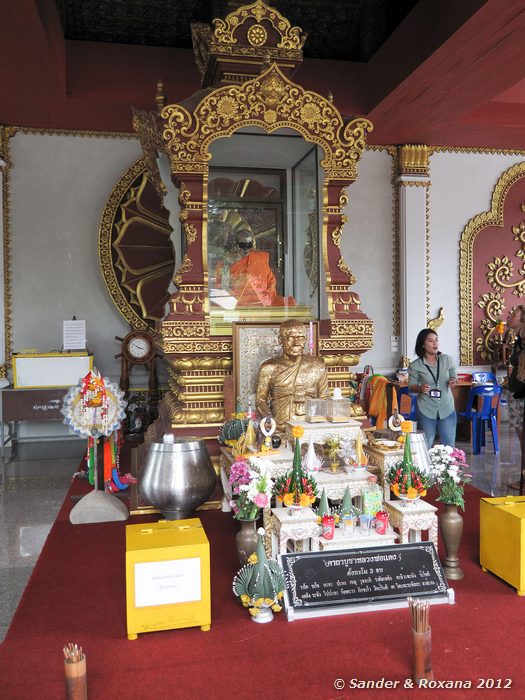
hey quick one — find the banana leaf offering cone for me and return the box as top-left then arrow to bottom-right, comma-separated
289,435 -> 304,505
232,528 -> 286,622
401,432 -> 414,490
317,487 -> 330,517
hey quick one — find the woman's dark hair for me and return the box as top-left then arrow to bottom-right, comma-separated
415,328 -> 438,359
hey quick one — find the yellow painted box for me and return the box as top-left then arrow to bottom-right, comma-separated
125,518 -> 211,639
480,496 -> 525,595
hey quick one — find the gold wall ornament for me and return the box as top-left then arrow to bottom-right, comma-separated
475,292 -> 506,360
337,257 -> 355,284
166,284 -> 206,317
160,318 -> 210,340
460,161 -> 525,364
169,356 -> 232,371
486,255 -> 525,295
0,126 -> 16,378
173,254 -> 193,286
331,225 -> 343,247
184,223 -> 198,246
322,354 -> 360,367
397,145 -> 431,176
427,307 -> 444,331
400,355 -> 411,369
99,160 -> 174,328
329,319 -> 374,337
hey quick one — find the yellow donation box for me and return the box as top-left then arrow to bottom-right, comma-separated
480,496 -> 525,595
125,518 -> 211,639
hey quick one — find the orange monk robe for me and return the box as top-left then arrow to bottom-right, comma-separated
216,251 -> 295,306
368,375 -> 399,429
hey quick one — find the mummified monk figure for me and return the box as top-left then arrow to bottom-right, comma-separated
256,319 -> 328,433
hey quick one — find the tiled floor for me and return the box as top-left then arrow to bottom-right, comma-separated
0,439 -> 86,642
0,425 -> 522,643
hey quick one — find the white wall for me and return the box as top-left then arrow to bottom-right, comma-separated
9,132 -> 143,384
342,148 -> 396,373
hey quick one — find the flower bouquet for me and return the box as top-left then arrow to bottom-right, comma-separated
273,426 -> 318,507
427,445 -> 471,510
229,456 -> 274,520
386,432 -> 432,501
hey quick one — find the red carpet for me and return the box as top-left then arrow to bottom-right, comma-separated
0,481 -> 524,700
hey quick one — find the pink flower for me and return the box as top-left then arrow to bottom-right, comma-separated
254,492 -> 269,508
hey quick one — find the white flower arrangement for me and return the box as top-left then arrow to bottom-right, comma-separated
427,445 -> 471,510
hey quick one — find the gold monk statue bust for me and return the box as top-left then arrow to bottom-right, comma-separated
256,319 -> 329,433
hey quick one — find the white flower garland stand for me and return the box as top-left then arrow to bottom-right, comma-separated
384,498 -> 438,550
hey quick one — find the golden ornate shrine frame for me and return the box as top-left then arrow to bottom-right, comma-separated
132,1 -> 374,441
459,161 -> 525,365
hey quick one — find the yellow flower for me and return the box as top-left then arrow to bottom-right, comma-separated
292,425 -> 305,439
391,483 -> 400,496
406,487 -> 418,499
248,607 -> 259,616
277,591 -> 284,600
264,598 -> 275,606
240,594 -> 251,607
247,553 -> 258,565
283,493 -> 295,506
401,420 -> 413,433
271,604 -> 283,612
299,493 -> 310,507
420,489 -> 427,497
253,597 -> 265,607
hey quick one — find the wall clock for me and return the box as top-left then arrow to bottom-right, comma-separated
120,330 -> 156,365
115,330 -> 159,432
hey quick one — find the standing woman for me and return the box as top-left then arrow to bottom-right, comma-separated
408,329 -> 458,448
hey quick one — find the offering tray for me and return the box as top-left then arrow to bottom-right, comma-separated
368,438 -> 402,451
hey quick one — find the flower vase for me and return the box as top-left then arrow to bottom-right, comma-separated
235,518 -> 258,565
439,503 -> 464,580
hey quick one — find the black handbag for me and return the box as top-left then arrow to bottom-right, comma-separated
509,336 -> 525,398
508,366 -> 525,398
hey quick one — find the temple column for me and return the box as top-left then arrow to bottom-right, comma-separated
397,145 -> 430,365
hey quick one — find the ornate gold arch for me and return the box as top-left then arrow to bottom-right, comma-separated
459,160 -> 525,364
98,158 -> 174,331
161,64 -> 372,181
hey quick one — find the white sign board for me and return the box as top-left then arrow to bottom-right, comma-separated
134,558 -> 202,608
63,320 -> 86,350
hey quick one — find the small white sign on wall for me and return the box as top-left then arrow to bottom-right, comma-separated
63,320 -> 86,350
134,558 -> 202,608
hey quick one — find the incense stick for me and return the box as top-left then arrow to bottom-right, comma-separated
408,597 -> 430,632
63,643 -> 84,664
